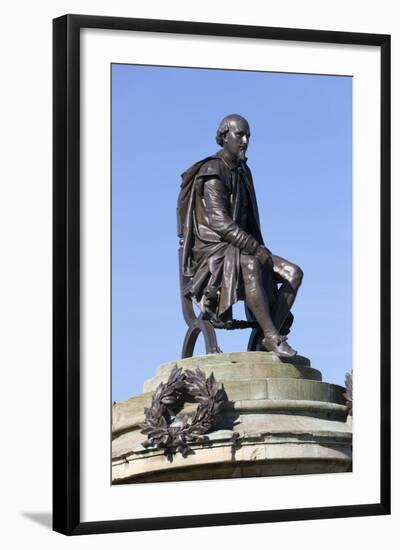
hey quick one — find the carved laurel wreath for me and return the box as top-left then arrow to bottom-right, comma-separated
140,366 -> 228,459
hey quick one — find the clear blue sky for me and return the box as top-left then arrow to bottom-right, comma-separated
112,64 -> 352,403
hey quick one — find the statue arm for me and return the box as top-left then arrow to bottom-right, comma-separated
203,177 -> 259,254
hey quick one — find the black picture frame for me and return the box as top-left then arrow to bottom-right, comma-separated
53,14 -> 391,535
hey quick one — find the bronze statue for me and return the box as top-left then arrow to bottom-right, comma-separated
177,114 -> 303,358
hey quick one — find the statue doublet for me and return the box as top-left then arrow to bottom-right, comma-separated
193,155 -> 260,256
178,150 -> 265,317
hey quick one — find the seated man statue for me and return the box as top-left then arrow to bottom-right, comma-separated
177,114 -> 303,358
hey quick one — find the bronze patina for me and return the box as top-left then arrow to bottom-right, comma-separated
177,114 -> 303,358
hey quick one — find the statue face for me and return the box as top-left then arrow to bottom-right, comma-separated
223,118 -> 250,161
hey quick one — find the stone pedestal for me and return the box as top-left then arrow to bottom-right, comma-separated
112,352 -> 352,483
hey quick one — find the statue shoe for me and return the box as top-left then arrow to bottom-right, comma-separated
276,337 -> 297,358
261,332 -> 297,358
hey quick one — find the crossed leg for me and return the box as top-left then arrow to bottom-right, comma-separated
240,252 -> 303,355
270,254 -> 303,333
239,252 -> 276,335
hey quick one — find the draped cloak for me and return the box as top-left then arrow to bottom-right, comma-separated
177,150 -> 268,318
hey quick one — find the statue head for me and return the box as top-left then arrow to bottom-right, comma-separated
216,114 -> 251,161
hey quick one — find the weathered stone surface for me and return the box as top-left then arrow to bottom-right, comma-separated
112,352 -> 352,483
113,431 -> 351,484
114,459 -> 351,483
143,352 -> 320,392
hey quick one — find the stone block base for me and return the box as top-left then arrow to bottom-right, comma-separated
112,352 -> 352,483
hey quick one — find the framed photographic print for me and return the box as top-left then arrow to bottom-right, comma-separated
53,14 -> 390,535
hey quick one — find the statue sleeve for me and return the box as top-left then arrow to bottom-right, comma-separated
203,177 -> 259,254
